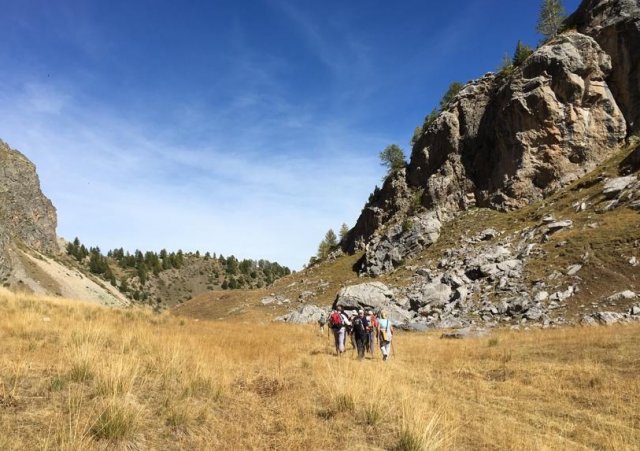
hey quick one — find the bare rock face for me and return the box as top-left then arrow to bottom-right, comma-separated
567,0 -> 640,133
412,32 -> 626,212
476,32 -> 627,209
343,31 -> 627,267
408,74 -> 496,214
358,211 -> 441,276
344,169 -> 412,253
0,140 -> 58,277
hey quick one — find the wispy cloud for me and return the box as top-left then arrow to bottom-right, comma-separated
0,76 -> 385,269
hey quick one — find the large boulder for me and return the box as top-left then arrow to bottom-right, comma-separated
408,283 -> 453,310
333,282 -> 394,311
277,304 -> 327,324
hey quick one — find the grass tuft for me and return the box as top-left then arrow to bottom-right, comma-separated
89,397 -> 139,441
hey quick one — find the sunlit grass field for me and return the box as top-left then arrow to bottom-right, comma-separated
1,289 -> 638,450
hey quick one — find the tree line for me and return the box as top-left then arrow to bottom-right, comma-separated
65,238 -> 291,300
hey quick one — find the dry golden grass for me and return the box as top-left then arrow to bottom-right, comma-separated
1,289 -> 639,450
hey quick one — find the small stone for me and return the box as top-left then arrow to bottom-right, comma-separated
534,291 -> 549,302
546,220 -> 573,232
607,290 -> 636,302
566,264 -> 582,276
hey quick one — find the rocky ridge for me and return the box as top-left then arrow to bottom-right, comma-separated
345,1 -> 638,278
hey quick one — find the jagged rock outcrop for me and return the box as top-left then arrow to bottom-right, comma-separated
411,31 -> 626,212
567,0 -> 640,133
344,169 -> 413,253
0,140 -> 58,278
358,211 -> 441,276
344,29 -> 627,275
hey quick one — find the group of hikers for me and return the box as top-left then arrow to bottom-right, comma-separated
321,306 -> 393,361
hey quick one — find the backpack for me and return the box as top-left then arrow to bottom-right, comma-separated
352,317 -> 366,336
329,311 -> 343,328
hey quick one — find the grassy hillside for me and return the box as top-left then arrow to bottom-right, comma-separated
1,290 -> 639,450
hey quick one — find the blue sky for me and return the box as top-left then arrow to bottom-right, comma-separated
0,0 -> 581,269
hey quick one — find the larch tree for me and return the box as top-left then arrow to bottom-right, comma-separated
537,0 -> 566,40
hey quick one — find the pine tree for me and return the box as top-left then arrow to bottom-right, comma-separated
324,229 -> 337,247
537,0 -> 566,40
379,144 -> 406,176
439,82 -> 463,110
339,223 -> 349,241
513,40 -> 534,66
317,229 -> 338,260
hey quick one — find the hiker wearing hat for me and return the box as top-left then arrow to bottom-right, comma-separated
328,306 -> 350,355
366,309 -> 378,356
378,310 -> 393,361
351,309 -> 369,360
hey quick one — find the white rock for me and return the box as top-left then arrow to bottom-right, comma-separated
534,291 -> 549,302
607,290 -> 636,302
566,264 -> 583,276
603,176 -> 637,198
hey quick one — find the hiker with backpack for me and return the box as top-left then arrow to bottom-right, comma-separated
377,310 -> 393,361
352,309 -> 369,360
329,306 -> 350,355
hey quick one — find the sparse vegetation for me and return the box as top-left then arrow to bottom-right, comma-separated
411,82 -> 464,147
439,81 -> 463,110
1,290 -> 639,449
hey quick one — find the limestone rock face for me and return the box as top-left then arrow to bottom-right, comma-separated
0,140 -> 58,277
358,211 -> 441,276
567,0 -> 640,133
343,30 -> 627,265
408,74 -> 496,214
411,32 -> 626,212
344,169 -> 411,253
475,32 -> 627,209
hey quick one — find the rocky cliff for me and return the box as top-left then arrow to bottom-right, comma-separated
0,140 -> 58,279
567,0 -> 640,133
345,0 -> 638,277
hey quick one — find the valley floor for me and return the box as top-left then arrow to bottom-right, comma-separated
0,290 -> 638,450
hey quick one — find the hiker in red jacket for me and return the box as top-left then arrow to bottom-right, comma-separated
328,306 -> 350,355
